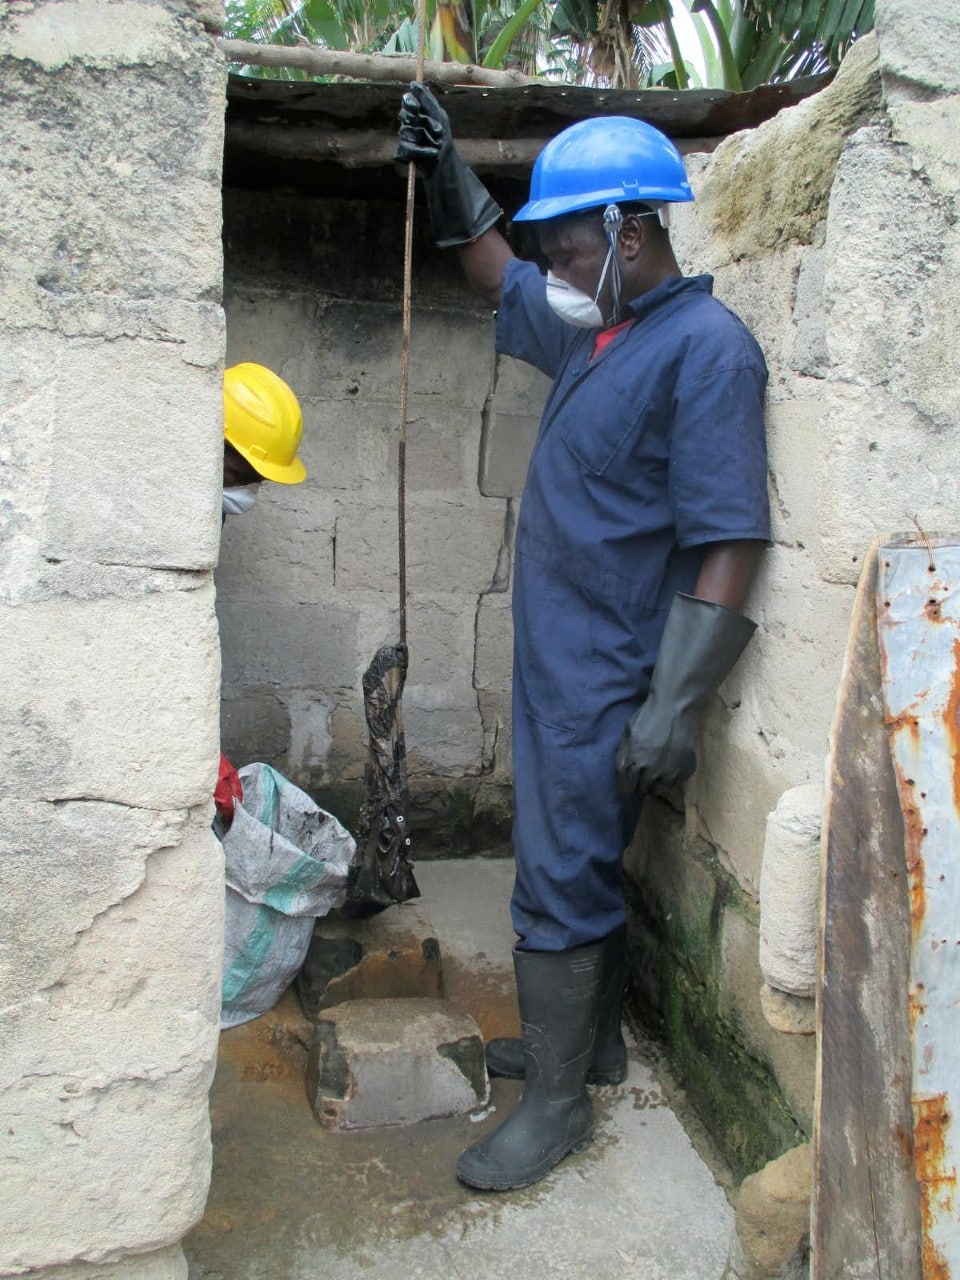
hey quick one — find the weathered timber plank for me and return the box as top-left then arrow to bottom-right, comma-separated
813,538 -> 922,1280
224,120 -> 546,169
223,121 -> 721,172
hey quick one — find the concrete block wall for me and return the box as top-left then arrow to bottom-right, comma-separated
219,198 -> 539,852
0,3 -> 225,1277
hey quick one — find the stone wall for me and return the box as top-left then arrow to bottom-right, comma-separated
0,2 -> 226,1277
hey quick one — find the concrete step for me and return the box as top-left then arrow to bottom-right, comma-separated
306,996 -> 489,1130
297,903 -> 443,1019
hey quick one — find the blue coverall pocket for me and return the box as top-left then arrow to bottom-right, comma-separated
557,380 -> 649,477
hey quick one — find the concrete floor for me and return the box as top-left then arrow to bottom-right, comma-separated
184,859 -> 734,1280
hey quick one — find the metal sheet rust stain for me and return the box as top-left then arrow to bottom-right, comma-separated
894,762 -> 928,949
914,1094 -> 955,1280
947,636 -> 960,818
878,539 -> 960,1278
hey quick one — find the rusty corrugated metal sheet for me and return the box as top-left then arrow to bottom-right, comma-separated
878,536 -> 960,1279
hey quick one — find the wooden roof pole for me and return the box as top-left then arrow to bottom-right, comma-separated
218,39 -> 538,88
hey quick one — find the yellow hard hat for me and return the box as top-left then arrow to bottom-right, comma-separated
223,362 -> 307,484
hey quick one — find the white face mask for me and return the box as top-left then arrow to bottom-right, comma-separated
222,484 -> 259,516
545,203 -> 652,330
546,243 -> 615,329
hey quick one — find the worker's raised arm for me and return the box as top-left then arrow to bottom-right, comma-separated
457,231 -> 514,308
395,82 -> 515,308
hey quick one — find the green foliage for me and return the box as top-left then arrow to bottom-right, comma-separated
223,0 -> 293,42
679,0 -> 875,89
483,0 -> 550,67
550,0 -> 599,38
222,0 -> 874,87
740,0 -> 874,80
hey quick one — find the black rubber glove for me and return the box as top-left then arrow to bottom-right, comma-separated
394,81 -> 502,249
616,593 -> 757,797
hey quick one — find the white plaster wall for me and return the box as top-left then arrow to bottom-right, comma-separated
0,2 -> 226,1276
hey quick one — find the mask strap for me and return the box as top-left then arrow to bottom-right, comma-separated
593,245 -> 614,304
601,204 -> 624,323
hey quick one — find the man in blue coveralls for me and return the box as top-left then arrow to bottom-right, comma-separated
397,86 -> 770,1192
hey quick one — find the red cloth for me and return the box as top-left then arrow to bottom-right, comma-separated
214,752 -> 243,827
591,319 -> 634,361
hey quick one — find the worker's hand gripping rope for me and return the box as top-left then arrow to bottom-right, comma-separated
395,81 -> 502,249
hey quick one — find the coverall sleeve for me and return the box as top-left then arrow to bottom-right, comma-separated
668,360 -> 771,550
494,258 -> 577,379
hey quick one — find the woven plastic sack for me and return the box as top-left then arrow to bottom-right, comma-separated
219,763 -> 356,1028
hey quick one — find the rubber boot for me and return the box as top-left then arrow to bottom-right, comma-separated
485,925 -> 628,1086
455,941 -> 603,1191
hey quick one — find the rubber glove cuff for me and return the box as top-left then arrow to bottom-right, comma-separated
395,81 -> 502,248
616,593 -> 756,797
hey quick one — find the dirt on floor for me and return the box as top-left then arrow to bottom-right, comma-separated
185,861 -> 735,1280
184,989 -> 638,1278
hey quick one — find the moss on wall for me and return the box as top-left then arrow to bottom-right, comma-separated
630,939 -> 805,1183
697,34 -> 882,257
624,802 -> 804,1181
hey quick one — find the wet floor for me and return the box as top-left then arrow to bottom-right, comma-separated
184,859 -> 734,1280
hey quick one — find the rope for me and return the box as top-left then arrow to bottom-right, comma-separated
397,0 -> 429,647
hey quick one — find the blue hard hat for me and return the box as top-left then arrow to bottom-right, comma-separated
513,116 -> 694,223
